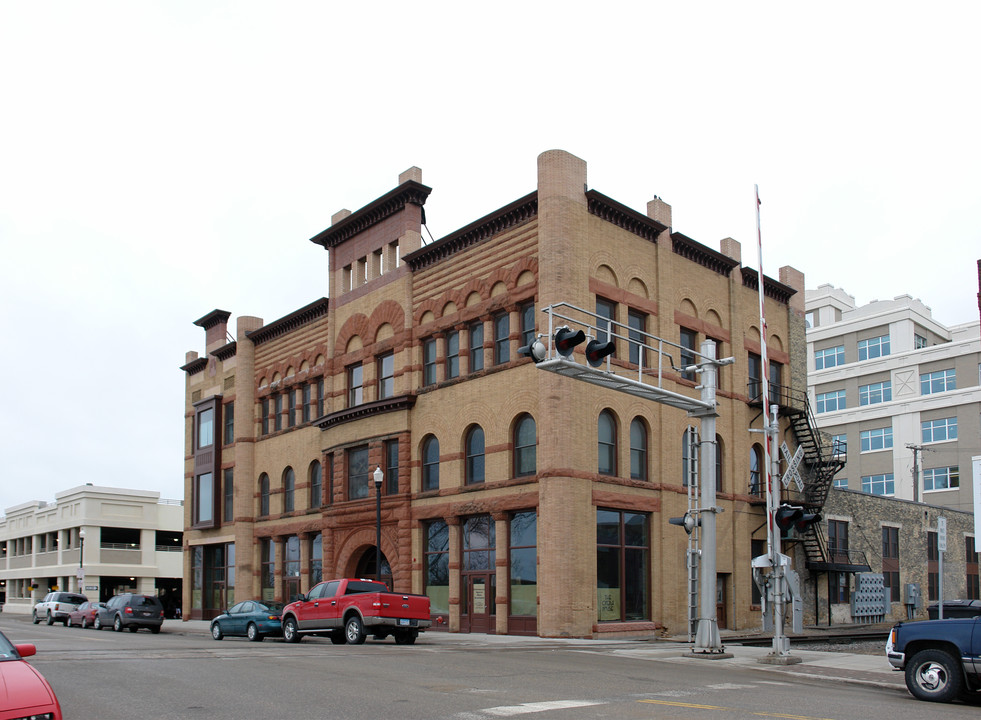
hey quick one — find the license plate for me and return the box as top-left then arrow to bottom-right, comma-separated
399,618 -> 410,626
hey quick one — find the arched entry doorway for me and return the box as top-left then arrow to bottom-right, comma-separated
354,548 -> 392,590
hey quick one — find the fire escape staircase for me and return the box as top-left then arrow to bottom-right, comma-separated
752,385 -> 870,573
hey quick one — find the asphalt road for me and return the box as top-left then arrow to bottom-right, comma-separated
3,616 -> 975,720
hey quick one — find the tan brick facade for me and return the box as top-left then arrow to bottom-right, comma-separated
183,149 -> 807,638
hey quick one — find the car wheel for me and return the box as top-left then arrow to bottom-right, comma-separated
81,617 -> 88,629
46,612 -> 55,626
94,616 -> 102,630
247,623 -> 263,642
282,617 -> 301,643
66,616 -> 73,628
906,648 -> 963,703
211,622 -> 224,641
32,611 -> 40,624
330,631 -> 346,645
113,616 -> 123,632
345,615 -> 366,645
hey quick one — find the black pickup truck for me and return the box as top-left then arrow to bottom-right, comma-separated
886,616 -> 981,702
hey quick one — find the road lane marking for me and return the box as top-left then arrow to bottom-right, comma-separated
482,700 -> 604,716
639,699 -> 835,720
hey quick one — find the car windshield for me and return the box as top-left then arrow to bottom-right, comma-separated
260,602 -> 285,612
0,633 -> 19,661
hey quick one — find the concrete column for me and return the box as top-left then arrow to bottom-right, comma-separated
494,513 -> 509,635
447,517 -> 461,632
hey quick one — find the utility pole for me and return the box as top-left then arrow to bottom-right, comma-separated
907,444 -> 923,503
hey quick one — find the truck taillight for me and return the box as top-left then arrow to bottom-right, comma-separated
125,607 -> 133,615
372,602 -> 381,608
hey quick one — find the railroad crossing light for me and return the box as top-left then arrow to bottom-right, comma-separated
518,339 -> 547,363
774,505 -> 803,537
669,512 -> 698,535
585,338 -> 615,367
794,511 -> 822,535
554,327 -> 585,358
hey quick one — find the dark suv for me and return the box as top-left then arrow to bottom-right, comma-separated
32,592 -> 88,625
95,594 -> 165,633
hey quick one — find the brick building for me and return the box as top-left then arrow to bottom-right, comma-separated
181,149 -> 817,638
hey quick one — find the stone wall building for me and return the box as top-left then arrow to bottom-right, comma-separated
181,149 -> 817,638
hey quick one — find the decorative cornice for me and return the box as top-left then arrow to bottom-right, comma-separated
585,190 -> 668,243
246,298 -> 329,346
309,181 -> 432,249
670,232 -> 740,277
193,309 -> 231,330
404,192 -> 538,271
315,395 -> 417,430
740,267 -> 797,304
180,357 -> 208,375
212,341 -> 237,361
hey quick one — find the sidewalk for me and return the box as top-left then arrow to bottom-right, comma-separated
166,618 -> 906,692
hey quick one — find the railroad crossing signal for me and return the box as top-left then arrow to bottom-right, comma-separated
780,442 -> 804,491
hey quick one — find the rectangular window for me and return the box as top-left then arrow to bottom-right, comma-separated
317,378 -> 325,417
446,332 -> 459,379
519,303 -> 535,348
385,439 -> 399,495
348,364 -> 363,407
274,394 -> 283,431
924,466 -> 959,491
748,352 -> 762,400
920,368 -> 956,395
287,391 -> 296,428
223,402 -> 234,445
347,446 -> 370,500
832,433 -> 847,458
223,468 -> 234,525
860,427 -> 893,452
628,309 -> 647,367
769,361 -> 783,404
197,408 -> 214,449
424,520 -> 449,617
494,313 -> 510,365
195,473 -> 214,524
862,473 -> 895,496
469,322 -> 484,372
859,381 -> 891,406
882,526 -> 900,603
378,353 -> 395,399
915,334 -> 927,349
922,417 -> 957,443
302,384 -> 312,423
816,390 -> 846,413
814,345 -> 845,370
595,298 -> 616,344
833,477 -> 849,488
510,511 -> 537,617
596,509 -> 649,622
679,328 -> 697,382
828,520 -> 850,603
858,335 -> 890,361
261,539 -> 275,603
423,339 -> 437,386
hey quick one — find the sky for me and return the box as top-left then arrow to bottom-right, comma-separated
2,1 -> 979,512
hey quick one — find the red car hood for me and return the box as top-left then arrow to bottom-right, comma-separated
0,660 -> 58,713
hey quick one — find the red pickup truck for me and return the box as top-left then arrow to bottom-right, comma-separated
281,578 -> 431,645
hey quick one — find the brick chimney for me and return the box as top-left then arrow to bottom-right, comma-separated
193,310 -> 232,354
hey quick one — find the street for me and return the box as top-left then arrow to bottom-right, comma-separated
3,615 -> 975,720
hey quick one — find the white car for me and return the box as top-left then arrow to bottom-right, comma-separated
32,592 -> 88,626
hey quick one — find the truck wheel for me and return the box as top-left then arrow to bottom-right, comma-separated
395,630 -> 417,645
330,630 -> 346,645
345,615 -> 366,645
46,612 -> 55,626
283,617 -> 302,643
113,616 -> 123,632
906,648 -> 963,703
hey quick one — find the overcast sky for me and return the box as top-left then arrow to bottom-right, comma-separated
2,2 -> 979,512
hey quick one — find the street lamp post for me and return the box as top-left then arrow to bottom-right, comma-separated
78,529 -> 86,594
372,467 -> 383,586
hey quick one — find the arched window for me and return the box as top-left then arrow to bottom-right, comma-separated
283,467 -> 295,513
598,410 -> 617,476
630,417 -> 648,481
422,435 -> 440,491
259,474 -> 270,516
750,444 -> 764,496
513,414 -> 537,477
309,460 -> 322,508
465,426 -> 485,485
